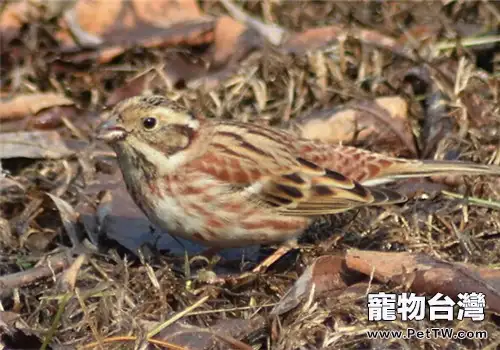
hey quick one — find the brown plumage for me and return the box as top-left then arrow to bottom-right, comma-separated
96,95 -> 500,269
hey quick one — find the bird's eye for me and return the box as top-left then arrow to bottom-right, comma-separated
142,117 -> 157,130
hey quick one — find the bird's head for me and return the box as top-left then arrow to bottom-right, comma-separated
96,95 -> 201,174
97,95 -> 199,153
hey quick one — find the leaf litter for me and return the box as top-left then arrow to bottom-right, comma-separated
1,0 -> 500,349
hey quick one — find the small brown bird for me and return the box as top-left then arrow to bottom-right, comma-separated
96,95 -> 500,272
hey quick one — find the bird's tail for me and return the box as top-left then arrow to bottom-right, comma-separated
361,159 -> 500,186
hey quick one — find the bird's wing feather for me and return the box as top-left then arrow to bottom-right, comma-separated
188,123 -> 406,215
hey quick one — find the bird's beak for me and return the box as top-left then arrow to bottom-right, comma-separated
96,116 -> 127,143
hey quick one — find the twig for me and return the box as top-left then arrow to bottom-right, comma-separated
219,0 -> 287,46
436,35 -> 500,51
147,295 -> 210,338
441,190 -> 500,210
0,253 -> 73,297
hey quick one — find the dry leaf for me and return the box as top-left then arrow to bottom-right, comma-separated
283,25 -> 411,59
293,96 -> 417,156
0,0 -> 72,46
56,0 -> 214,64
0,93 -> 74,121
272,255 -> 363,315
106,74 -> 151,106
211,16 -> 250,68
346,249 -> 500,313
0,1 -> 29,46
0,131 -> 74,159
58,0 -> 208,46
460,90 -> 498,129
274,250 -> 500,317
73,0 -> 203,39
62,20 -> 215,64
76,171 -> 151,252
154,317 -> 265,350
134,0 -> 203,29
283,25 -> 344,54
47,193 -> 83,249
220,0 -> 286,46
104,15 -> 258,97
